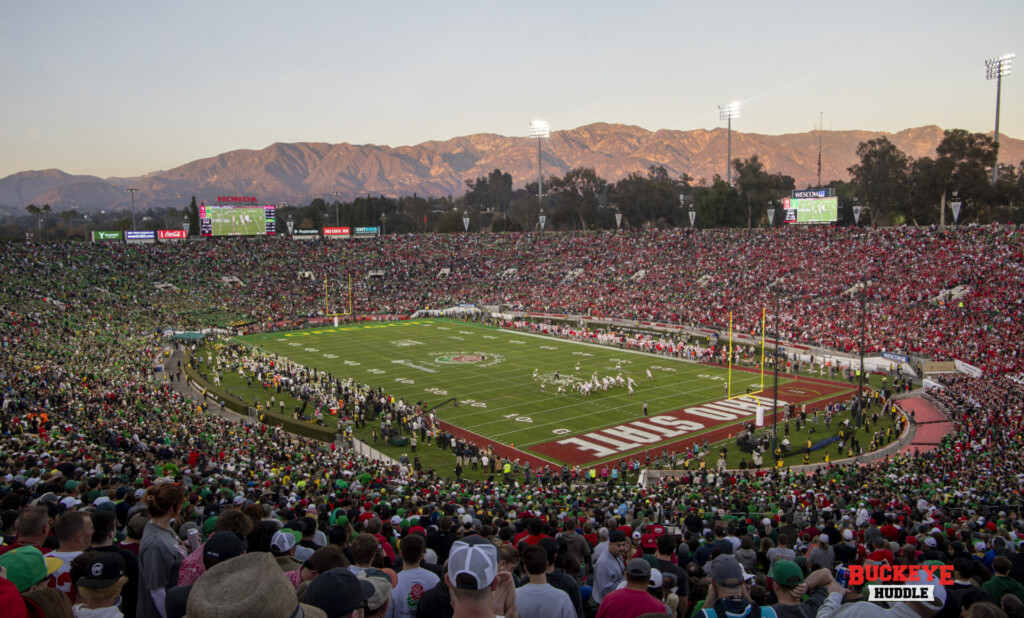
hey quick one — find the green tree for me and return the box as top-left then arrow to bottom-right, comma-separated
733,156 -> 794,227
548,167 -> 608,230
847,137 -> 909,225
25,204 -> 41,240
188,196 -> 200,234
464,169 -> 514,213
910,129 -> 999,225
692,176 -> 741,228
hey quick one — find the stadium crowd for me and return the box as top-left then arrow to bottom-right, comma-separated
1,225 -> 1024,617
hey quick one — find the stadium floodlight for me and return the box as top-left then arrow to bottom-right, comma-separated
330,192 -> 344,227
125,188 -> 139,231
986,53 -> 1014,185
718,102 -> 741,185
529,120 -> 550,220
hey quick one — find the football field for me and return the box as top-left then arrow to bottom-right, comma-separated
236,319 -> 855,467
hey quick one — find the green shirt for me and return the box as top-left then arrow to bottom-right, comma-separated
982,575 -> 1024,602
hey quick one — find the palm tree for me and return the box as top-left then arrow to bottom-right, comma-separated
25,204 -> 41,241
41,204 -> 52,241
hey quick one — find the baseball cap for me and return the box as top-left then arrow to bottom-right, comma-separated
905,566 -> 946,611
974,541 -> 987,552
768,560 -> 804,587
306,568 -> 374,617
204,531 -> 248,563
60,497 -> 82,510
627,558 -> 651,580
924,537 -> 938,548
640,533 -> 658,550
462,514 -> 473,525
448,535 -> 499,590
357,568 -> 393,613
0,546 -> 63,592
819,534 -> 830,544
76,553 -> 126,588
649,567 -> 663,589
842,530 -> 854,541
707,554 -> 744,588
271,530 -> 297,553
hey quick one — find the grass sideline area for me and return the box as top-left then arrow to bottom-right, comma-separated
185,318 -> 901,478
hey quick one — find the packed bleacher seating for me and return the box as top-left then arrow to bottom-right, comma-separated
2,225 -> 1024,617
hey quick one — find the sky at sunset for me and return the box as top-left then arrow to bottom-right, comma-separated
0,0 -> 1020,178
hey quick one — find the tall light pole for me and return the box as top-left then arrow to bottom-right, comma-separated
330,192 -> 343,226
986,53 -> 1014,186
529,120 -> 550,214
718,102 -> 740,185
125,188 -> 139,230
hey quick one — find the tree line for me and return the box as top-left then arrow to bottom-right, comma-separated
5,127 -> 1023,241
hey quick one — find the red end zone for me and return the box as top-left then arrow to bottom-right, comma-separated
527,376 -> 853,467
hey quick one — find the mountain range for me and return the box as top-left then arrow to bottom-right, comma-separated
1,123 -> 1021,214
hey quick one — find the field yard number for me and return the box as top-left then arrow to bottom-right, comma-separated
461,399 -> 488,408
573,352 -> 593,357
276,338 -> 287,342
609,358 -> 632,364
304,348 -> 319,353
394,378 -> 415,385
367,369 -> 385,375
425,387 -> 448,396
696,373 -> 725,381
509,340 -> 525,344
288,343 -> 302,347
552,428 -> 570,435
344,360 -> 360,366
650,365 -> 676,372
540,346 -> 558,350
323,354 -> 338,359
459,331 -> 473,335
483,335 -> 497,339
436,327 -> 450,331
789,389 -> 807,395
502,413 -> 533,423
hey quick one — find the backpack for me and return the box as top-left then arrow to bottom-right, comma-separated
700,599 -> 778,618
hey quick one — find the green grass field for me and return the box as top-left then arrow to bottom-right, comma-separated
221,319 -> 894,470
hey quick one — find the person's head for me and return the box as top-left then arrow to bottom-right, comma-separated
21,588 -> 73,618
608,530 -> 630,558
446,536 -> 500,612
1002,594 -> 1024,616
777,533 -> 789,548
246,519 -> 280,553
707,554 -> 746,598
521,544 -> 548,576
298,545 -> 349,583
270,529 -> 299,557
0,546 -> 62,593
144,483 -> 185,519
992,556 -> 1013,576
497,543 -> 519,573
357,568 -> 393,618
656,534 -> 676,557
203,531 -> 248,570
768,560 -> 805,602
190,552 -> 331,617
53,511 -> 93,552
126,512 -> 149,541
215,508 -> 255,538
14,506 -> 50,543
352,533 -> 380,567
625,558 -> 653,590
399,532 -> 426,566
74,551 -> 128,610
962,603 -> 1008,618
90,510 -> 118,546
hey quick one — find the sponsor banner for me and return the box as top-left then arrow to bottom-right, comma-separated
954,359 -> 983,378
293,228 -> 320,236
92,230 -> 123,242
792,188 -> 834,199
882,351 -> 910,363
158,229 -> 187,240
125,230 -> 156,241
216,196 -> 258,203
323,227 -> 351,238
353,226 -> 379,238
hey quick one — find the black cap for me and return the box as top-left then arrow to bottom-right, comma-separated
609,530 -> 627,543
76,553 -> 126,588
305,568 -> 375,618
204,531 -> 248,563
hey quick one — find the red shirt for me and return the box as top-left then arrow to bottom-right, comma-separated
596,588 -> 670,618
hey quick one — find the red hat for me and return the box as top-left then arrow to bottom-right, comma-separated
640,533 -> 658,550
905,536 -> 918,546
649,525 -> 667,537
408,526 -> 426,537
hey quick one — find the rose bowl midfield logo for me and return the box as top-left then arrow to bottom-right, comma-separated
434,352 -> 504,367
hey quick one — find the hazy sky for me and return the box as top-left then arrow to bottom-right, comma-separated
0,1 -> 1020,179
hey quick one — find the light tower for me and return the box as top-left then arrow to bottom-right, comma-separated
125,188 -> 139,230
529,120 -> 550,214
986,53 -> 1014,186
718,102 -> 740,185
